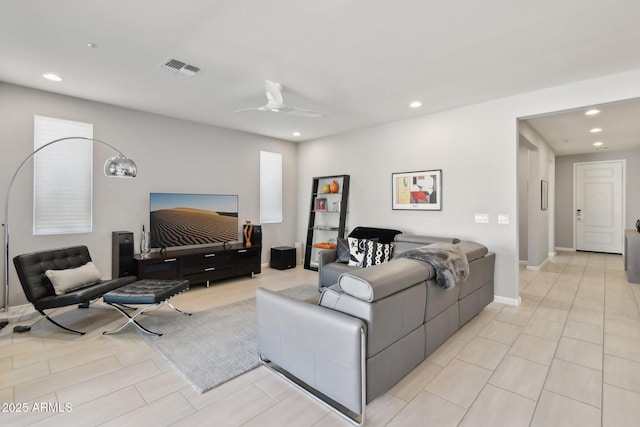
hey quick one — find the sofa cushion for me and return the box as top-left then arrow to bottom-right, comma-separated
361,240 -> 393,268
45,261 -> 102,296
338,258 -> 434,302
320,282 -> 427,357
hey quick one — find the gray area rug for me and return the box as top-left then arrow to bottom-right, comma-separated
139,285 -> 319,393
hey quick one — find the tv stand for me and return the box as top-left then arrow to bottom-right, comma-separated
134,244 -> 261,287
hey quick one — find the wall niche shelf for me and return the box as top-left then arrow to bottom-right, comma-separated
304,174 -> 350,270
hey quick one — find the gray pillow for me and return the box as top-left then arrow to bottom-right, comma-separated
336,238 -> 350,263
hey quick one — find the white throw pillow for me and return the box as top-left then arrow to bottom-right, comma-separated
45,262 -> 102,295
347,237 -> 366,267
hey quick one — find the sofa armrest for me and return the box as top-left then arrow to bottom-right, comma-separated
318,248 -> 338,268
318,248 -> 340,288
256,287 -> 366,414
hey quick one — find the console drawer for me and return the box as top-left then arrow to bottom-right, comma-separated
182,252 -> 234,269
183,266 -> 233,283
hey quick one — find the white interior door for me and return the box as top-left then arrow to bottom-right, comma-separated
575,160 -> 624,253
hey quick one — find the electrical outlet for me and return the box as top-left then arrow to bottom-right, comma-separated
474,214 -> 489,224
498,214 -> 509,224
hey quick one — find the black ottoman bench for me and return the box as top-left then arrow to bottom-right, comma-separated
102,279 -> 191,336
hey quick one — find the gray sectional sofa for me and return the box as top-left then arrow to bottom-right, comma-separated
256,233 -> 495,425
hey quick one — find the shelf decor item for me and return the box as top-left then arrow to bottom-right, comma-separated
140,226 -> 151,259
392,169 -> 442,211
243,220 -> 253,247
330,179 -> 340,193
315,198 -> 327,211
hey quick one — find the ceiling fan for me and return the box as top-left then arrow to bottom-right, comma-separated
234,80 -> 324,118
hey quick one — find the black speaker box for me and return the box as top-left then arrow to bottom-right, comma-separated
112,231 -> 135,278
271,246 -> 296,270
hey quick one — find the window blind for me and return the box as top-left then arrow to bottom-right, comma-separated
33,115 -> 93,235
260,151 -> 283,223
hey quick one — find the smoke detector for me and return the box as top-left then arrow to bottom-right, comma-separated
159,58 -> 201,77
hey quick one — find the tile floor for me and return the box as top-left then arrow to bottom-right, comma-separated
1,251 -> 639,426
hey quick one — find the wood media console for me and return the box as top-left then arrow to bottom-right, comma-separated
134,244 -> 261,287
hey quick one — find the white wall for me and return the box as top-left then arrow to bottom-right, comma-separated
0,83 -> 298,307
519,121 -> 556,267
298,68 -> 640,303
517,141 -> 531,263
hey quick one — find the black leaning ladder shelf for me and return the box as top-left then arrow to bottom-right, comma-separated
304,174 -> 350,270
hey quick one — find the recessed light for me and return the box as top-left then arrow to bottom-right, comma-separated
409,101 -> 422,109
43,73 -> 62,82
593,141 -> 604,146
292,131 -> 301,137
585,109 -> 600,116
590,127 -> 602,133
86,42 -> 99,49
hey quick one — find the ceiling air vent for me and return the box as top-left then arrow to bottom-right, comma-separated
159,58 -> 201,77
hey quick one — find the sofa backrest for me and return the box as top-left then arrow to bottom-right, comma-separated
336,258 -> 434,302
392,234 -> 460,255
13,246 -> 92,303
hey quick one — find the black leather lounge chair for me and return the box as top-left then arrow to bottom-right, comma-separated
13,245 -> 137,335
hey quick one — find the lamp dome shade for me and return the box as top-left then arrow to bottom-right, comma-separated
104,154 -> 137,177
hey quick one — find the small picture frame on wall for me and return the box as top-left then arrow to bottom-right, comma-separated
315,197 -> 327,211
392,169 -> 442,210
541,180 -> 548,210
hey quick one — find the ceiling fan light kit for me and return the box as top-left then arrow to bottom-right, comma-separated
234,80 -> 324,118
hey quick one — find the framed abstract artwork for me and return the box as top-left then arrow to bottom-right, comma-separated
392,169 -> 442,210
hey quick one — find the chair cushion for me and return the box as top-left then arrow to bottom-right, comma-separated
45,262 -> 102,295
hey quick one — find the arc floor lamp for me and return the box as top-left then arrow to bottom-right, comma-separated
1,136 -> 137,319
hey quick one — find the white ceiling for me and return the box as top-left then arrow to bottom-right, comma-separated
2,0 -> 640,145
524,98 -> 640,156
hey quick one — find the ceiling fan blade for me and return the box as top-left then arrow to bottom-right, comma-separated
234,80 -> 323,118
233,106 -> 267,113
282,106 -> 325,118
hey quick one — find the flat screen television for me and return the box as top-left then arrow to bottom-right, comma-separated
149,193 -> 239,249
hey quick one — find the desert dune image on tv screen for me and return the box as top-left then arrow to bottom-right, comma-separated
149,193 -> 238,248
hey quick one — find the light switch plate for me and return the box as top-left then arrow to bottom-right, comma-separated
498,214 -> 509,224
475,214 -> 489,224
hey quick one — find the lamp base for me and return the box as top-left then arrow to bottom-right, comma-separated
0,304 -> 38,324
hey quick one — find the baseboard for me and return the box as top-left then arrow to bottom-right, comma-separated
555,247 -> 575,252
526,257 -> 549,272
548,251 -> 557,257
519,260 -> 528,265
493,295 -> 522,306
